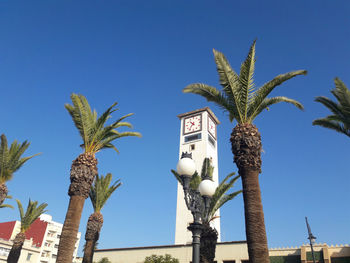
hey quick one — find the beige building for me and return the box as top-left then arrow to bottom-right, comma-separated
0,237 -> 41,262
0,214 -> 81,263
93,242 -> 350,263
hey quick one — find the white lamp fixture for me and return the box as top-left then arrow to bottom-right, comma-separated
177,157 -> 196,177
198,179 -> 216,197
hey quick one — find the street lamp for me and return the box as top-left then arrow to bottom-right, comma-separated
176,152 -> 216,263
305,217 -> 316,263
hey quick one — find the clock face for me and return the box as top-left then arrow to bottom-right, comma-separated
184,114 -> 202,134
208,116 -> 216,138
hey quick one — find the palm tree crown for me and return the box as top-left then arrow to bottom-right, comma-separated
65,93 -> 141,155
313,78 -> 350,137
183,40 -> 306,124
16,199 -> 48,232
0,134 -> 40,184
89,173 -> 122,213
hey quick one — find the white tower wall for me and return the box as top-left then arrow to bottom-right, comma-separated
175,108 -> 221,244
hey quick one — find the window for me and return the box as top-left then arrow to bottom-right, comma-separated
223,261 -> 235,263
26,253 -> 32,261
185,133 -> 201,142
208,134 -> 216,147
190,144 -> 195,151
54,244 -> 59,248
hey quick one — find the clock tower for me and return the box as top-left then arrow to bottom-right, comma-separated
175,107 -> 221,244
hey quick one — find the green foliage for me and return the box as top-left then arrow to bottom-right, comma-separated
313,78 -> 350,137
89,173 -> 122,213
144,254 -> 179,263
95,257 -> 111,263
171,158 -> 241,223
65,93 -> 141,154
0,195 -> 14,209
183,40 -> 306,124
0,134 -> 40,184
16,199 -> 48,232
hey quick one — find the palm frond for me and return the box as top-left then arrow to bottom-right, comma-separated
312,118 -> 350,137
313,78 -> 350,138
0,134 -> 39,183
213,49 -> 243,122
209,190 -> 242,221
16,199 -> 48,232
200,158 -> 213,180
206,173 -> 241,222
314,96 -> 345,118
332,78 -> 350,115
171,169 -> 182,185
247,70 -> 307,122
239,40 -> 256,120
249,96 -> 304,121
0,203 -> 14,209
189,172 -> 201,190
183,42 -> 306,125
65,94 -> 94,150
65,94 -> 141,155
171,169 -> 200,190
89,173 -> 122,212
183,83 -> 240,122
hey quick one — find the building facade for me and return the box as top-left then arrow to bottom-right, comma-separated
93,242 -> 350,263
175,107 -> 221,244
0,214 -> 81,263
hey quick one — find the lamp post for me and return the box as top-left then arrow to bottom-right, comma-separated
305,217 -> 316,263
176,152 -> 216,263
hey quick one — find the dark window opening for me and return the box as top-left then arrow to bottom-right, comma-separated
185,133 -> 201,142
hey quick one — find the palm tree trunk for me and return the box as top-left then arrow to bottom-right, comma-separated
83,239 -> 95,263
200,224 -> 218,263
83,212 -> 103,263
56,195 -> 85,263
56,153 -> 98,263
7,233 -> 25,263
240,167 -> 269,263
231,124 -> 269,263
0,183 -> 8,205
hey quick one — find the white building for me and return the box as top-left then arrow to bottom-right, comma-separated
0,214 -> 81,263
175,108 -> 221,244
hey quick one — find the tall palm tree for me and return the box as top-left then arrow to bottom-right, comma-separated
183,40 -> 306,263
56,93 -> 141,263
0,134 -> 40,205
172,158 -> 241,263
83,173 -> 121,263
313,78 -> 350,137
7,199 -> 47,263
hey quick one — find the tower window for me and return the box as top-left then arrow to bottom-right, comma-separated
208,135 -> 216,147
184,133 -> 201,142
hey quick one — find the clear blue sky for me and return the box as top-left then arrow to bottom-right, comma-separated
0,0 -> 349,256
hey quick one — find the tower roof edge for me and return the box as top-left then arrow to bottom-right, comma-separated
177,107 -> 220,124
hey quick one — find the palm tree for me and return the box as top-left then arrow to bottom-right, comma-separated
7,199 -> 47,263
56,93 -> 141,263
172,158 -> 241,263
83,173 -> 121,263
313,78 -> 350,137
0,134 -> 40,205
183,40 -> 306,263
